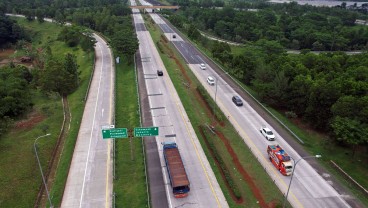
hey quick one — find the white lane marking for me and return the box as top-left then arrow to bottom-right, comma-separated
79,41 -> 105,208
102,108 -> 104,118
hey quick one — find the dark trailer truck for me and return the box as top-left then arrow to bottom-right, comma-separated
163,142 -> 190,198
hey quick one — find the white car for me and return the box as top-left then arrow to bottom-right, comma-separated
200,63 -> 206,70
207,76 -> 215,85
260,126 -> 275,141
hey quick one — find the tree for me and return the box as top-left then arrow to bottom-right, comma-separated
305,79 -> 342,130
111,29 -> 139,60
80,30 -> 96,52
0,66 -> 33,118
331,116 -> 368,157
64,53 -> 80,88
36,9 -> 45,23
40,55 -> 80,96
187,24 -> 201,40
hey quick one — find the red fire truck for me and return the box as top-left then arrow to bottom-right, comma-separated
267,144 -> 293,176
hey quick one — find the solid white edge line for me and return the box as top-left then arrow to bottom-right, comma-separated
79,41 -> 104,207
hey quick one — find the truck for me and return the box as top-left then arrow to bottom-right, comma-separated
267,144 -> 293,176
163,142 -> 190,198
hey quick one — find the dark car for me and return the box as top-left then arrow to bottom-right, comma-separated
157,70 -> 163,76
232,95 -> 243,106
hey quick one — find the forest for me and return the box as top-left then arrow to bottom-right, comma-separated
168,1 -> 368,51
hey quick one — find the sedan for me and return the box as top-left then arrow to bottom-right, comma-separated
260,126 -> 276,141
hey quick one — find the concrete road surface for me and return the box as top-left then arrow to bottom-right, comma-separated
61,34 -> 114,208
132,1 -> 229,207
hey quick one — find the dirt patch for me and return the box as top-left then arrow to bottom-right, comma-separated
215,130 -> 269,207
14,111 -> 45,129
0,48 -> 16,60
199,126 -> 244,204
0,48 -> 34,68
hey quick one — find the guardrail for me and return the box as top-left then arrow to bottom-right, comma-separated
134,53 -> 151,208
330,160 -> 368,198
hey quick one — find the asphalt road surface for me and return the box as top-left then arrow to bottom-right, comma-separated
142,2 -> 352,207
132,0 -> 229,207
61,34 -> 114,208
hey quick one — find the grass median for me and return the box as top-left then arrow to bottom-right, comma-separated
113,57 -> 148,207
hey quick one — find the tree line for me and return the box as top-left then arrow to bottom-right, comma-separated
166,2 -> 368,51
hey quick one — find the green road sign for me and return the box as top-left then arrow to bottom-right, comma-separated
102,128 -> 128,139
134,127 -> 159,137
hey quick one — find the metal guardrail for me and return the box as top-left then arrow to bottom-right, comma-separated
84,57 -> 95,101
134,54 -> 151,208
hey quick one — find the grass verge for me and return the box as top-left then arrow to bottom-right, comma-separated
0,18 -> 93,207
144,14 -> 285,207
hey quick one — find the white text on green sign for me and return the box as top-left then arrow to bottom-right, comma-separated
102,128 -> 128,139
134,127 -> 159,137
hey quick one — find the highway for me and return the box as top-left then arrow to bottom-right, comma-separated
131,0 -> 229,207
61,34 -> 114,207
141,1 -> 352,207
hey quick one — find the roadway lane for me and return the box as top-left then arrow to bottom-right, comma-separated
132,1 -> 228,207
143,6 -> 351,208
61,34 -> 114,208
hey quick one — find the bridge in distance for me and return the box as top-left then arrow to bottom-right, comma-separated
129,5 -> 179,9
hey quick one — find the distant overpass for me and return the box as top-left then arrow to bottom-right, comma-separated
130,5 -> 179,9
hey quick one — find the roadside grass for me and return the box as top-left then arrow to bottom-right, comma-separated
145,14 -> 285,207
113,58 -> 147,207
183,26 -> 368,206
49,50 -> 94,207
0,90 -> 63,208
0,18 -> 93,207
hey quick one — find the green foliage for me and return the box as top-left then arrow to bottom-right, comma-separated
0,13 -> 27,47
187,24 -> 201,40
169,3 -> 368,51
111,28 -> 138,59
0,65 -> 33,136
39,53 -> 80,96
58,26 -> 96,51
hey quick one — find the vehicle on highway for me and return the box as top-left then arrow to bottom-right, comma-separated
232,95 -> 243,106
163,142 -> 190,198
200,63 -> 206,70
207,76 -> 215,85
267,144 -> 293,176
260,126 -> 275,141
157,69 -> 163,76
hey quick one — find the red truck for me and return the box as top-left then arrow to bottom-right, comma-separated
267,144 -> 293,176
163,142 -> 190,198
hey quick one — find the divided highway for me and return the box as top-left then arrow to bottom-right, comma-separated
61,35 -> 114,208
131,0 -> 229,207
140,1 -> 352,207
